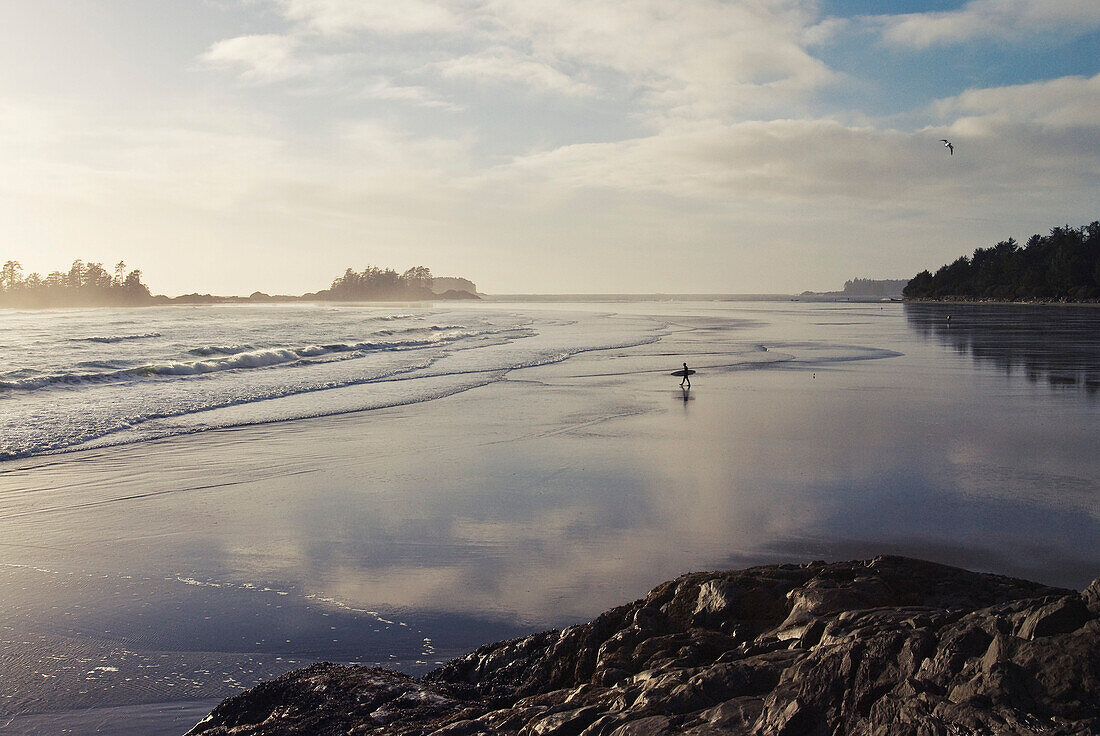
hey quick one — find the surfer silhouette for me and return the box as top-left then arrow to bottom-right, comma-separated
677,362 -> 692,388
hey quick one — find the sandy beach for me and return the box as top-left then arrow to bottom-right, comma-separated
1,301 -> 1098,734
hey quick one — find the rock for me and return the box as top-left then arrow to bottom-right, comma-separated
524,705 -> 601,735
186,557 -> 1099,736
1082,578 -> 1100,613
692,580 -> 739,626
1016,596 -> 1090,639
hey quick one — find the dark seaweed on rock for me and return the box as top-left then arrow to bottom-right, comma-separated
186,556 -> 1100,735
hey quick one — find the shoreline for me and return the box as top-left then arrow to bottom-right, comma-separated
903,297 -> 1100,307
186,556 -> 1100,735
3,302 -> 1098,735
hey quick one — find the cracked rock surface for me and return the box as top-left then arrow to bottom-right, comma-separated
186,556 -> 1100,735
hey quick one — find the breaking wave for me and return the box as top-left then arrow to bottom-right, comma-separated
1,328 -> 498,392
77,333 -> 162,343
0,305 -> 670,461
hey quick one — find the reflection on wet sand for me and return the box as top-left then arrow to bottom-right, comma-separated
2,302 -> 1098,735
905,303 -> 1100,395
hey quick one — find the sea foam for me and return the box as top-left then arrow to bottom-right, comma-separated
0,306 -> 664,460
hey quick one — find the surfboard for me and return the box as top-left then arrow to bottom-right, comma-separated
671,369 -> 696,377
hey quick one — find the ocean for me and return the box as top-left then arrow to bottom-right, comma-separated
0,304 -> 661,460
0,300 -> 1097,735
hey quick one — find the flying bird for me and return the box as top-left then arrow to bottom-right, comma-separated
940,139 -> 954,155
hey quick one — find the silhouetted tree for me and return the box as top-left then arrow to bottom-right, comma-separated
0,258 -> 153,307
1,260 -> 21,290
324,264 -> 435,301
66,260 -> 84,289
904,222 -> 1100,301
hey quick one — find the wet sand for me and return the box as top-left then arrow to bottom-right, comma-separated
1,302 -> 1097,734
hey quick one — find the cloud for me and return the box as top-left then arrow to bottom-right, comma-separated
437,47 -> 595,97
500,71 -> 1100,214
928,74 -> 1100,193
484,0 -> 833,118
503,119 -> 935,203
0,95 -> 474,219
873,0 -> 1100,48
359,78 -> 465,109
200,34 -> 305,80
276,0 -> 463,35
234,0 -> 833,119
934,72 -> 1100,131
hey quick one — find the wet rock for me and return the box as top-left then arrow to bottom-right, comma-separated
186,556 -> 1098,736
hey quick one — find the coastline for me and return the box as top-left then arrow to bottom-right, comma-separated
186,556 -> 1100,735
903,297 -> 1100,307
2,301 -> 1098,735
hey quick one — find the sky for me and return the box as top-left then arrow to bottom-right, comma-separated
1,0 -> 1098,295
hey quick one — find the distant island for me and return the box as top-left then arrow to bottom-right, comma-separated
798,278 -> 908,301
0,261 -> 478,308
904,221 -> 1099,302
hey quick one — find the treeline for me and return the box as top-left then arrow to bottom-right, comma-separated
903,222 -> 1100,301
842,278 -> 908,297
0,259 -> 478,308
0,259 -> 152,307
316,265 -> 436,301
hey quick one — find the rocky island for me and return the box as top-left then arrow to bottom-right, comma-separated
186,556 -> 1099,735
0,260 -> 479,308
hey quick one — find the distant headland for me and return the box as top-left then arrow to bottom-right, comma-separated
0,261 -> 479,308
904,221 -> 1099,303
798,278 -> 908,301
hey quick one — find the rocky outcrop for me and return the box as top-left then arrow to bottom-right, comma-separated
186,557 -> 1100,735
431,277 -> 478,296
435,289 -> 480,300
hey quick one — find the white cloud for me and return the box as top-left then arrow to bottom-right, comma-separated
0,96 -> 474,218
437,47 -> 595,96
925,74 -> 1100,195
277,0 -> 464,35
503,119 -> 937,203
801,17 -> 850,47
359,77 -> 464,109
874,0 -> 1100,48
200,34 -> 305,80
335,119 -> 474,178
232,0 -> 833,119
934,72 -> 1100,130
484,0 -> 833,118
500,71 -> 1100,213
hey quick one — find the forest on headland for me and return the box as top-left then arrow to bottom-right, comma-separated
0,260 -> 153,307
0,261 -> 478,308
903,221 -> 1100,302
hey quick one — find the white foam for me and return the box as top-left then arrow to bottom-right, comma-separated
1,307 -> 670,460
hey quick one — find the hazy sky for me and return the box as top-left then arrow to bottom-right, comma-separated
1,1 -> 1098,295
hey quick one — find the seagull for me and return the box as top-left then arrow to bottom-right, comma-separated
940,139 -> 954,155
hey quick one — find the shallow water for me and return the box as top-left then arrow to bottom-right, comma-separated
1,305 -> 663,460
0,300 -> 1097,735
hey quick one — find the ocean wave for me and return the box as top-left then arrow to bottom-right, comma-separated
76,333 -> 162,343
189,345 -> 255,357
376,325 -> 465,336
0,329 -> 496,392
0,309 -> 679,461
